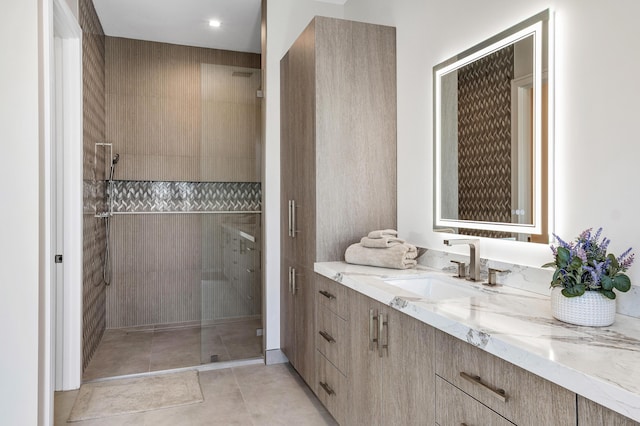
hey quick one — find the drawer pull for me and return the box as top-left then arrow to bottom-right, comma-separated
460,372 -> 508,403
319,381 -> 336,396
378,313 -> 388,357
369,309 -> 378,351
318,290 -> 336,300
319,330 -> 336,343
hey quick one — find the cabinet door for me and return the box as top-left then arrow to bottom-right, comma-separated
578,396 -> 640,426
293,266 -> 315,386
280,259 -> 296,367
347,291 -> 384,425
280,52 -> 298,263
288,21 -> 316,266
382,304 -> 435,425
348,292 -> 436,425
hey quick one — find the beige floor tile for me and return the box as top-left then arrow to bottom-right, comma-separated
198,367 -> 239,395
54,390 -> 78,425
57,364 -> 335,426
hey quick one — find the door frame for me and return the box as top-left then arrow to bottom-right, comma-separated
53,0 -> 83,391
44,0 -> 83,412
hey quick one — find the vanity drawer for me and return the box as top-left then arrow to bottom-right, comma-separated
436,375 -> 514,426
435,330 -> 576,426
316,351 -> 347,425
316,273 -> 350,320
316,303 -> 349,375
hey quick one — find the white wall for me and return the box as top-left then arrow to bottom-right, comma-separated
0,0 -> 43,423
264,0 -> 344,352
339,0 -> 640,281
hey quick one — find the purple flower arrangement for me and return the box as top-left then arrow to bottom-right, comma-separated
543,227 -> 634,298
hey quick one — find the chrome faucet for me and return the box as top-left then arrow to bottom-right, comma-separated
444,239 -> 480,281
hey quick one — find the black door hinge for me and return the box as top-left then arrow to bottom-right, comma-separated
55,254 -> 63,264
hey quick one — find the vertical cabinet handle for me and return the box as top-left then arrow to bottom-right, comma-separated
287,200 -> 292,237
291,267 -> 297,295
369,309 -> 378,351
378,313 -> 388,357
291,199 -> 297,238
287,266 -> 298,295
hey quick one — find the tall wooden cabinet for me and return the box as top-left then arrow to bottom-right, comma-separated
280,16 -> 397,387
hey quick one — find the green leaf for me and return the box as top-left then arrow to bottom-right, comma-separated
601,275 -> 614,291
608,253 -> 619,269
570,256 -> 584,269
562,284 -> 586,297
612,274 -> 631,292
557,247 -> 571,267
542,262 -> 556,269
600,289 -> 616,299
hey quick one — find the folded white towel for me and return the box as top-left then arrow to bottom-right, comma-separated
367,229 -> 398,239
345,243 -> 417,269
360,236 -> 405,248
404,243 -> 418,259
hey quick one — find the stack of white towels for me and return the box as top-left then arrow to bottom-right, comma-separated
344,229 -> 418,270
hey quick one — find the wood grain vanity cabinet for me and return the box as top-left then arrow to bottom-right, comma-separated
315,274 -> 351,424
314,275 -> 434,425
435,376 -> 514,426
577,396 -> 640,426
347,290 -> 435,425
280,15 -> 397,389
435,329 -> 576,426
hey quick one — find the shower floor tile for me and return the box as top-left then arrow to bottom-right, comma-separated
83,318 -> 262,381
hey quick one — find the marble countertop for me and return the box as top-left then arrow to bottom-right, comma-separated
314,261 -> 640,422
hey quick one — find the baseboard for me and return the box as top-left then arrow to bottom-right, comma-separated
264,349 -> 288,365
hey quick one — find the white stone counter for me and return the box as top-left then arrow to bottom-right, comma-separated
314,261 -> 640,422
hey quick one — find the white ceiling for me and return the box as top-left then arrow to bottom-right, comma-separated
92,0 -> 262,54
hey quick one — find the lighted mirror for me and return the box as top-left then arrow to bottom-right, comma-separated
433,9 -> 552,243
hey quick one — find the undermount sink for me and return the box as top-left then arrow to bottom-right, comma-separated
383,275 -> 484,301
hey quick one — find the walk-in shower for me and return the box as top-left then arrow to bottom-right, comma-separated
82,54 -> 264,381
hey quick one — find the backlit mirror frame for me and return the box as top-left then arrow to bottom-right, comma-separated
433,9 -> 553,239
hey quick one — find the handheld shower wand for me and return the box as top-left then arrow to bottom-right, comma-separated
109,153 -> 119,181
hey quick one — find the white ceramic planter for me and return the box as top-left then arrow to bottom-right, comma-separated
550,287 -> 616,327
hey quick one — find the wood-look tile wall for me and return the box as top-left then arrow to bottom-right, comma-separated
79,0 -> 106,371
105,37 -> 261,182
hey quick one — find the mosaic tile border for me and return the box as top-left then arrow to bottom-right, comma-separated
109,181 -> 262,213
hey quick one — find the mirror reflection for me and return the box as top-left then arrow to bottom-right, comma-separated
434,10 -> 551,243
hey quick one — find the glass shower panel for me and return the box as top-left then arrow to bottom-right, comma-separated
199,63 -> 263,364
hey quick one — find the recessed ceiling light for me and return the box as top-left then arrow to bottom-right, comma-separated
209,20 -> 221,28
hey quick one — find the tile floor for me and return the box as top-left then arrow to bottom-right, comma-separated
83,318 -> 263,381
55,363 -> 338,426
